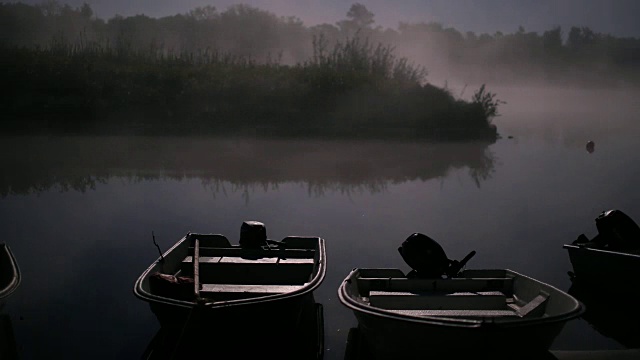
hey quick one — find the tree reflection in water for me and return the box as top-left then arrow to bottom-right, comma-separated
1,136 -> 496,200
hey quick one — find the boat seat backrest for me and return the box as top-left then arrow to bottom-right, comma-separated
188,234 -> 232,248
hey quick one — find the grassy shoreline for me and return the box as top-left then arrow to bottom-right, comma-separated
1,38 -> 501,140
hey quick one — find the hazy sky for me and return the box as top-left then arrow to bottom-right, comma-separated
12,0 -> 640,37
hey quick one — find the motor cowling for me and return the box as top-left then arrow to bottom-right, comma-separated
594,210 -> 640,251
398,233 -> 476,278
398,233 -> 449,278
239,221 -> 268,248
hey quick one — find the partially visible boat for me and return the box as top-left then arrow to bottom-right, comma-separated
0,243 -> 20,301
564,209 -> 640,294
133,221 -> 326,332
340,268 -> 583,357
339,232 -> 583,358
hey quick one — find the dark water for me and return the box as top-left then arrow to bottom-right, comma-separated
1,87 -> 639,359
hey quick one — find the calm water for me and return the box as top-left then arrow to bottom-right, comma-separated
1,87 -> 639,359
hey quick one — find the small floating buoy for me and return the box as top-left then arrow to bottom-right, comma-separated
586,140 -> 595,153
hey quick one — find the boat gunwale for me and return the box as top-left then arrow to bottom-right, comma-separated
133,233 -> 326,310
338,268 -> 584,329
0,243 -> 21,300
563,243 -> 640,259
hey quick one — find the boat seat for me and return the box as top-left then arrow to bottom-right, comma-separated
188,247 -> 316,259
509,292 -> 549,318
200,284 -> 304,294
198,284 -> 305,301
357,277 -> 514,295
187,234 -> 232,248
183,256 -> 315,265
181,256 -> 315,285
368,291 -> 509,310
386,309 -> 519,318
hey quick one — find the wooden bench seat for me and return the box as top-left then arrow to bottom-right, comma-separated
188,247 -> 316,259
181,256 -> 315,285
357,277 -> 514,295
183,256 -> 315,265
200,284 -> 303,294
198,284 -> 305,301
368,290 -> 509,310
386,309 -> 519,318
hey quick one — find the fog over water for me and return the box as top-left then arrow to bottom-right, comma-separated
2,1 -> 640,359
1,85 -> 639,358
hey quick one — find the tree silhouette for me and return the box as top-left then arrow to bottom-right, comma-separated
347,3 -> 374,28
2,1 -> 640,87
337,3 -> 375,35
188,5 -> 217,21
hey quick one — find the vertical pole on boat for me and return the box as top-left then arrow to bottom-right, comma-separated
152,231 -> 164,262
193,236 -> 201,300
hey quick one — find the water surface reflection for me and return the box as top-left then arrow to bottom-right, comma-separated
1,136 -> 496,198
1,119 -> 639,359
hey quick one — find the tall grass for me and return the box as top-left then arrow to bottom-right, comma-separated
471,84 -> 506,121
1,37 -> 500,139
306,34 -> 427,88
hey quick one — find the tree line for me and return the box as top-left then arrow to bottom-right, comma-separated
2,1 -> 639,86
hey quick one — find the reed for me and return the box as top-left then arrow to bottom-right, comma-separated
0,37 -> 500,139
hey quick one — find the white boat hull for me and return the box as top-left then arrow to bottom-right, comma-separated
134,232 -> 326,331
339,268 -> 583,358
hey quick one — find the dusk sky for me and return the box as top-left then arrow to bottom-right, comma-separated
11,0 -> 640,37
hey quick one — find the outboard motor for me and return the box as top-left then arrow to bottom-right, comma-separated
239,221 -> 268,248
398,233 -> 476,278
574,210 -> 640,251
